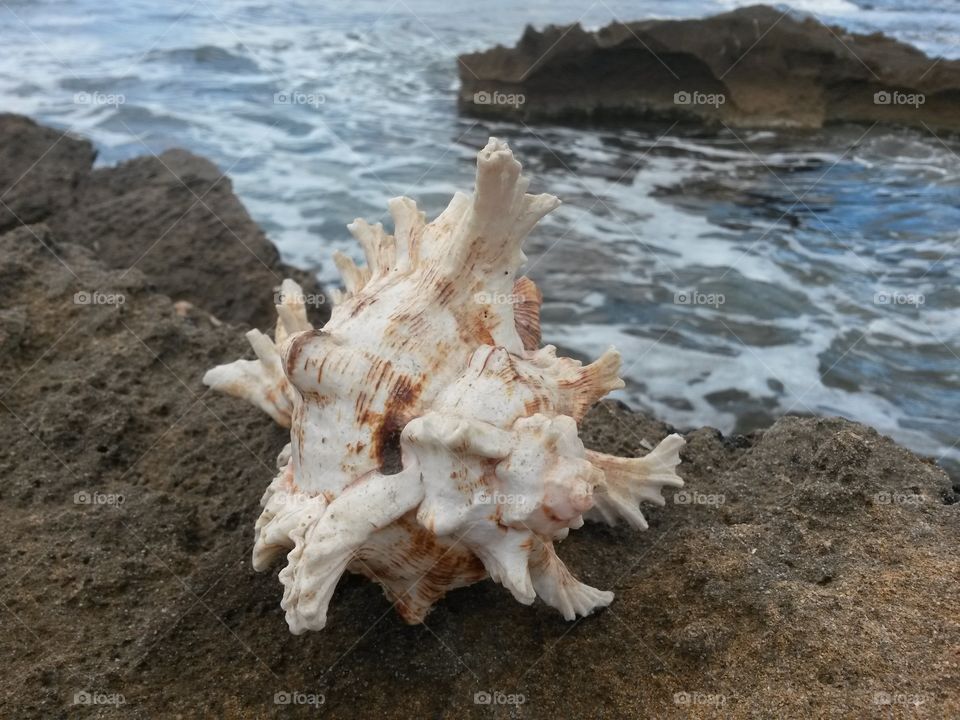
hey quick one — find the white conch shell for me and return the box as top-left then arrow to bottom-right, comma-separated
204,138 -> 685,634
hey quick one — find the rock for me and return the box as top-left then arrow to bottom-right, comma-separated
0,114 -> 326,328
0,306 -> 27,354
458,5 -> 960,131
1,226 -> 956,717
0,114 -> 95,232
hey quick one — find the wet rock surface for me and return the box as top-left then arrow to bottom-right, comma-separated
458,5 -> 960,132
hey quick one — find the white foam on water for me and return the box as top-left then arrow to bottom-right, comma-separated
1,0 -> 957,471
716,0 -> 861,13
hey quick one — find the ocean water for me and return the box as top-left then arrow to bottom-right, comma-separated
1,0 -> 957,477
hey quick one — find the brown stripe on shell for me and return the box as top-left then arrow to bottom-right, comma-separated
352,515 -> 486,624
283,328 -> 323,379
512,275 -> 543,350
370,373 -> 423,474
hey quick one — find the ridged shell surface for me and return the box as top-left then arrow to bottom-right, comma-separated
204,138 -> 684,634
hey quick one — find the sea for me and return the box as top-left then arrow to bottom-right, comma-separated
1,0 -> 957,477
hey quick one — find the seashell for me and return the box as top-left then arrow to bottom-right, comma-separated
204,138 -> 685,634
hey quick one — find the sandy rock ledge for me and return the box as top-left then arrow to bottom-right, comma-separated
0,117 -> 957,719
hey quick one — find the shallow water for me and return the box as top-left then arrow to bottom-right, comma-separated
1,0 -> 957,476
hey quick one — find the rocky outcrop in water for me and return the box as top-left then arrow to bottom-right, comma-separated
458,5 -> 960,132
1,116 -> 957,718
